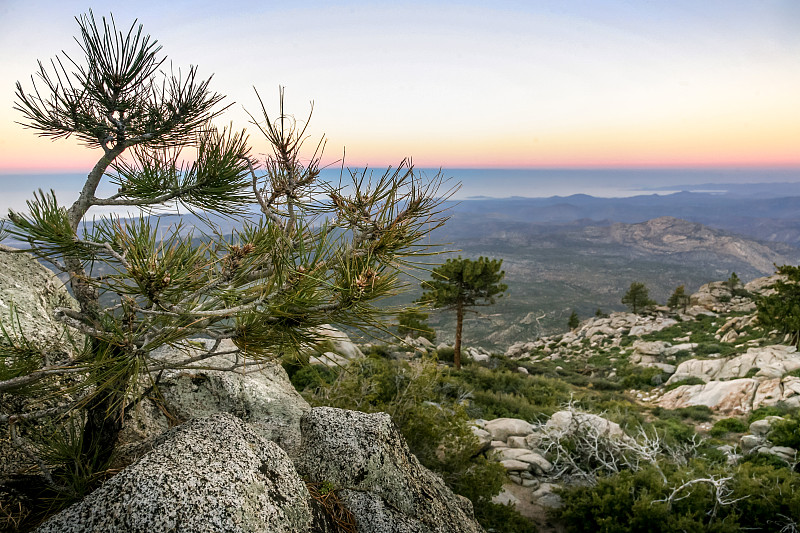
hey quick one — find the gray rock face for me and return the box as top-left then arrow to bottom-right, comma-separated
297,407 -> 483,533
544,410 -> 627,440
121,341 -> 311,457
36,414 -> 312,533
0,246 -> 81,358
306,324 -> 364,367
484,417 -> 535,442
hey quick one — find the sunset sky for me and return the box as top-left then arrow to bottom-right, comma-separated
0,0 -> 799,173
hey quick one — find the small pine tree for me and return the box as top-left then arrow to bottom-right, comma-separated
398,308 -> 436,342
568,310 -> 580,329
726,272 -> 741,291
3,11 -> 451,492
756,265 -> 800,347
667,285 -> 691,312
621,282 -> 656,314
419,257 -> 507,369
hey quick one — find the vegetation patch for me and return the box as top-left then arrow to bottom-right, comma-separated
664,376 -> 706,392
709,418 -> 748,437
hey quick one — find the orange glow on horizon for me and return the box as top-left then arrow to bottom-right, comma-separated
2,119 -> 799,173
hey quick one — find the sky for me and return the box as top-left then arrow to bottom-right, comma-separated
1,0 -> 799,176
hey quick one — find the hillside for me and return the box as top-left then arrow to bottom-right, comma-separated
4,240 -> 800,533
406,215 -> 800,348
292,272 -> 800,532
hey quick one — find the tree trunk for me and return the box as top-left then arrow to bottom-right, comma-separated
80,385 -> 124,470
454,302 -> 463,370
80,344 -> 128,471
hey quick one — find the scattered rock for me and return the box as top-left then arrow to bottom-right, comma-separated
749,416 -> 784,436
484,417 -> 535,442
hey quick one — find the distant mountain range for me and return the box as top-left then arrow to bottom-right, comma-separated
5,186 -> 800,347
441,190 -> 800,245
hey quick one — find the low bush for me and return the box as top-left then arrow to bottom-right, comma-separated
664,376 -> 705,392
650,417 -> 697,445
618,365 -> 663,390
709,418 -> 748,437
651,405 -> 713,422
288,364 -> 339,391
767,415 -> 800,449
748,404 -> 794,424
694,343 -> 723,356
738,452 -> 790,469
436,346 -> 455,363
474,501 -> 538,533
557,462 -> 800,532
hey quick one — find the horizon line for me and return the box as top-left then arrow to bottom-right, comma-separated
3,163 -> 800,176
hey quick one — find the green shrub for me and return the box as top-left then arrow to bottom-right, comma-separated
709,418 -> 748,437
469,390 -> 546,420
768,415 -> 800,448
748,404 -> 794,424
288,364 -> 339,391
650,418 -> 697,445
618,365 -> 663,390
474,501 -> 538,533
651,405 -> 713,422
557,461 -> 800,532
664,376 -> 705,392
436,346 -> 455,363
738,452 -> 790,469
694,343 -> 723,356
589,378 -> 624,391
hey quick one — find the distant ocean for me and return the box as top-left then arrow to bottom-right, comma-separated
2,167 -> 800,213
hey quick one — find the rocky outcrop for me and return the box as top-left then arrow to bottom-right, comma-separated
478,410 -> 632,524
657,379 -> 759,415
506,311 -> 679,360
0,246 -> 80,358
44,407 -> 487,533
37,414 -> 313,533
484,417 -> 536,442
667,345 -> 800,384
739,416 -> 797,462
604,217 -> 787,275
297,407 -> 483,533
656,345 -> 800,414
121,340 -> 311,458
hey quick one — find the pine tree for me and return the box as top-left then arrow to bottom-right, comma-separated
756,265 -> 800,347
398,308 -> 436,342
621,282 -> 656,314
419,257 -> 507,369
2,11 -> 451,489
568,310 -> 580,330
667,285 -> 690,312
726,272 -> 741,291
